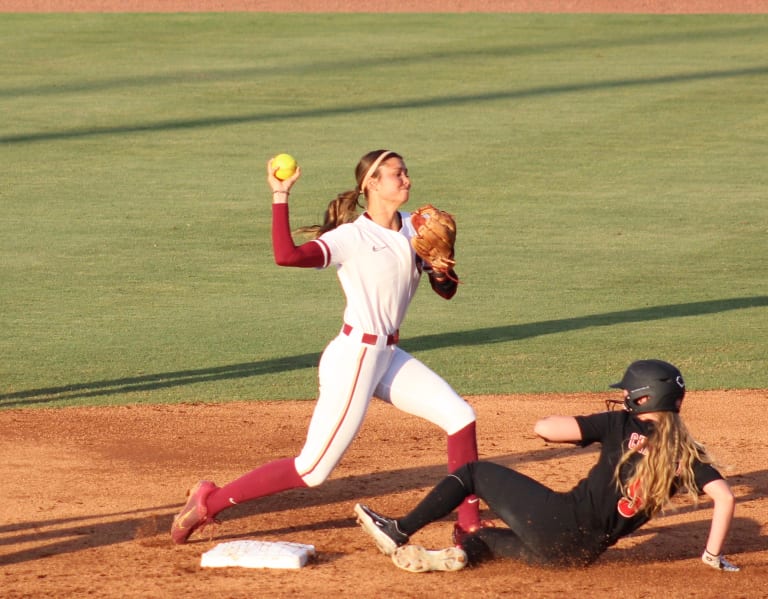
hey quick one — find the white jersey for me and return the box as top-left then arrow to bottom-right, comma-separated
313,212 -> 418,336
178,198 -> 478,532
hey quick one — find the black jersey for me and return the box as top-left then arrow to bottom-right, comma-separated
573,411 -> 723,552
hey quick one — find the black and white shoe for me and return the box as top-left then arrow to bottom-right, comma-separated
354,503 -> 409,556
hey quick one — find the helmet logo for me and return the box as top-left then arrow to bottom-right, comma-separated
675,375 -> 685,389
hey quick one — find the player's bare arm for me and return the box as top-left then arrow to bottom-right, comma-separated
533,415 -> 582,443
701,478 -> 738,570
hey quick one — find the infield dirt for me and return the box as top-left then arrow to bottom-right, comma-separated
3,391 -> 767,598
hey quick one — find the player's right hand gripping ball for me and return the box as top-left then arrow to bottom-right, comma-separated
272,153 -> 297,180
410,204 -> 457,275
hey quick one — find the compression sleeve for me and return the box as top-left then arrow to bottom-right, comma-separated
271,203 -> 327,268
428,270 -> 458,300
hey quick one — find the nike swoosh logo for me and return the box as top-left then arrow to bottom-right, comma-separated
372,246 -> 387,252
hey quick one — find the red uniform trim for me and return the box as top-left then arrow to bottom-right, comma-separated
298,347 -> 369,479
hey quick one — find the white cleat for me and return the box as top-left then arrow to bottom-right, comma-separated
391,545 -> 468,573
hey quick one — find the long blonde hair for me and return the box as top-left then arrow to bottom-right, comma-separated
293,150 -> 402,239
615,412 -> 713,517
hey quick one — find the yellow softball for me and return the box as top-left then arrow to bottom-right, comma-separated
272,153 -> 298,180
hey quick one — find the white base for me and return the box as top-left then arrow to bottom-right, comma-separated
200,540 -> 316,570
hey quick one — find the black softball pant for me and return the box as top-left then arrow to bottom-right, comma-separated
397,461 -> 598,566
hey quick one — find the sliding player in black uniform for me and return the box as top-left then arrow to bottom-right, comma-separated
355,360 -> 739,573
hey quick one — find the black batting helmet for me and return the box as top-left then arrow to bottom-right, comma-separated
609,359 -> 686,414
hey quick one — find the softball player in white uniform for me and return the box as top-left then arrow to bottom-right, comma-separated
171,150 -> 482,544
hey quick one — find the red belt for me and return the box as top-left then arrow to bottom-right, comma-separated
342,323 -> 399,346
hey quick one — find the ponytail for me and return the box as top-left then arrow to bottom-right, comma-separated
293,149 -> 402,239
293,190 -> 362,239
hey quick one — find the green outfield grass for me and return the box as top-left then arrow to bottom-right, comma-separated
1,13 -> 766,408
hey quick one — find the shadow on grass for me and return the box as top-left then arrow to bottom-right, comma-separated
1,296 -> 765,408
3,22 -> 765,102
3,64 -> 768,145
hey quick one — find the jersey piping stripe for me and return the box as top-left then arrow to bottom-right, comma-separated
313,238 -> 331,268
297,346 -> 368,479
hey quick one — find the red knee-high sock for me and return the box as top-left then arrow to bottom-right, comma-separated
205,457 -> 307,517
447,421 -> 480,530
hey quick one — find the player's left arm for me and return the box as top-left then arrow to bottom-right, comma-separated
700,478 -> 739,571
428,269 -> 458,299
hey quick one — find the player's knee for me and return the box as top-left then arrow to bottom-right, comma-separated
301,474 -> 326,488
447,403 -> 476,434
295,461 -> 335,488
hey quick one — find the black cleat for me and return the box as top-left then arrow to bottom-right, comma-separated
354,503 -> 409,556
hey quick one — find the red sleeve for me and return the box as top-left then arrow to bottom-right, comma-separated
271,203 -> 327,268
428,270 -> 458,300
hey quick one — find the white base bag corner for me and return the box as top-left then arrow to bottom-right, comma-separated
200,540 -> 316,570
